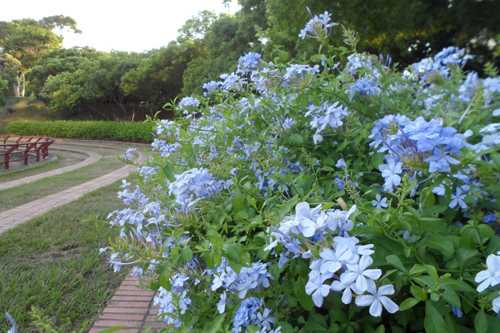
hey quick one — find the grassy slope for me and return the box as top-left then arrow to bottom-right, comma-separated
0,97 -> 61,134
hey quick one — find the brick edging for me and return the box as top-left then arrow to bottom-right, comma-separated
88,274 -> 165,333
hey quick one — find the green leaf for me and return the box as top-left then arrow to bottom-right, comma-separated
441,288 -> 461,307
247,197 -> 258,210
419,234 -> 454,257
386,255 -> 407,273
223,242 -> 242,263
410,285 -> 428,301
294,278 -> 314,311
236,210 -> 249,219
286,294 -> 298,307
97,327 -> 128,333
203,314 -> 226,333
232,188 -> 245,211
399,297 -> 420,311
409,264 -> 427,276
437,277 -> 477,293
276,321 -> 295,333
181,247 -> 193,262
475,308 -> 488,333
444,313 -> 459,333
425,265 -> 439,282
246,325 -> 261,333
162,163 -> 176,182
278,195 -> 299,218
159,273 -> 171,291
290,133 -> 304,144
424,302 -> 448,333
248,94 -> 255,107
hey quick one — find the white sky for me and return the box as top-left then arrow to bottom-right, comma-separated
1,0 -> 240,53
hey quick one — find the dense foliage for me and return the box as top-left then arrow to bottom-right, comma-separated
2,1 -> 498,119
7,120 -> 154,142
93,9 -> 500,333
0,16 -> 80,97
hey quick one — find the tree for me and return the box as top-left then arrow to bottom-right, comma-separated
121,41 -> 202,111
0,16 -> 80,96
262,0 -> 500,69
182,10 -> 263,95
41,52 -> 142,119
0,76 -> 7,106
177,10 -> 218,42
28,47 -> 105,95
0,53 -> 22,99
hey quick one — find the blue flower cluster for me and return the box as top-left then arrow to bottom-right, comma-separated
411,46 -> 472,82
265,201 -> 398,316
349,77 -> 380,99
100,8 -> 500,331
305,102 -> 350,144
237,52 -> 262,74
168,168 -> 226,212
298,9 -> 338,40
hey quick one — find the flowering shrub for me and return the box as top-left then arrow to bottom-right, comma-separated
101,9 -> 500,333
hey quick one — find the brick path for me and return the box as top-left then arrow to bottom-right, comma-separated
0,142 -> 164,332
0,146 -> 146,234
0,147 -> 101,191
88,275 -> 165,333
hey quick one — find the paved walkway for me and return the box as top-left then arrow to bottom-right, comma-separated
0,147 -> 101,191
0,142 -> 164,332
89,275 -> 165,333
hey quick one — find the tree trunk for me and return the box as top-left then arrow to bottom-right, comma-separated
20,72 -> 26,97
12,75 -> 21,97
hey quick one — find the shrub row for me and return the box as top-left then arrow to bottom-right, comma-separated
7,120 -> 154,143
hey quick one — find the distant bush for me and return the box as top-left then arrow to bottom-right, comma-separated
7,120 -> 154,143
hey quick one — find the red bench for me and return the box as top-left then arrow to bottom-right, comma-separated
0,135 -> 55,169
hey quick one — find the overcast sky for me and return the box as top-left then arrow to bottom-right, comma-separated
1,0 -> 240,53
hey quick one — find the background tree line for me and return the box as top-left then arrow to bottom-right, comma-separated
1,0 -> 499,119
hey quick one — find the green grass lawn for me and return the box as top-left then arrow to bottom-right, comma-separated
0,178 -> 133,332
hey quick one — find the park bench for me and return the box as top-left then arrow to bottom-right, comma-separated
0,135 -> 55,169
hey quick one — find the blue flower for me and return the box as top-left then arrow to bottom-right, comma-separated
379,158 -> 402,192
232,297 -> 262,332
371,194 -> 388,209
237,52 -> 262,74
178,96 -> 200,108
305,271 -> 332,307
202,81 -> 221,96
283,64 -> 320,87
452,306 -> 463,318
6,313 -> 18,333
217,291 -> 227,314
355,281 -> 399,317
449,188 -> 467,210
122,148 -> 136,161
485,213 -> 498,224
459,72 -> 479,104
336,158 -> 346,168
475,254 -> 500,292
349,77 -> 380,99
298,9 -> 337,40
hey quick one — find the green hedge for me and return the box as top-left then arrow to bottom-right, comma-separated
7,120 -> 155,143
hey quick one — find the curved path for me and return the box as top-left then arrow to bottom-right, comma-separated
0,145 -> 146,233
0,147 -> 102,191
0,141 -> 164,332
